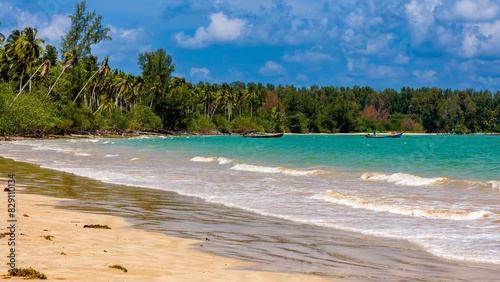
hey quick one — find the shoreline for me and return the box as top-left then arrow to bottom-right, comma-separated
1,130 -> 483,141
1,148 -> 499,280
0,180 -> 326,281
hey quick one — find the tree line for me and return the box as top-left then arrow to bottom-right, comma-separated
1,1 -> 500,136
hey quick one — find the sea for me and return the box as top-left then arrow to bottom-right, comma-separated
1,134 -> 499,280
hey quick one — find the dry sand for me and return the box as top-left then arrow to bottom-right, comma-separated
0,180 -> 325,281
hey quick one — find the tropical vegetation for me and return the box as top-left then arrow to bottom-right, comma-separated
1,2 -> 500,137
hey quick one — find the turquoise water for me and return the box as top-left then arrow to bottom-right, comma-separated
0,134 -> 499,264
113,134 -> 499,181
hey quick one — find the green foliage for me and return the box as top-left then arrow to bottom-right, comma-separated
0,85 -> 61,135
108,108 -> 131,130
453,124 -> 469,133
130,105 -> 162,130
60,1 -> 111,61
186,114 -> 215,131
287,112 -> 309,133
60,103 -> 98,130
230,116 -> 257,133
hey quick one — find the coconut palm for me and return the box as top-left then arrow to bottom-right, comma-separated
0,47 -> 8,81
16,27 -> 44,92
90,56 -> 111,109
112,73 -> 134,108
74,57 -> 111,104
10,59 -> 50,107
46,57 -> 74,97
148,82 -> 161,109
5,30 -> 28,90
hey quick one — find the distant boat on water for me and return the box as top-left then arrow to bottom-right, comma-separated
242,130 -> 285,138
365,130 -> 404,138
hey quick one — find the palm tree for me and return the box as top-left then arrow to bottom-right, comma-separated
46,57 -> 74,97
5,30 -> 27,91
16,27 -> 44,92
90,57 -> 111,109
0,47 -> 9,81
112,73 -> 134,109
148,82 -> 161,109
10,59 -> 50,107
247,84 -> 258,117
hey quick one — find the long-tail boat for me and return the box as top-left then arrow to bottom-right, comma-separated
243,130 -> 286,138
365,130 -> 404,138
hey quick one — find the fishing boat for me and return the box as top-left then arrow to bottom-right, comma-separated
486,133 -> 500,136
243,130 -> 285,138
365,130 -> 404,138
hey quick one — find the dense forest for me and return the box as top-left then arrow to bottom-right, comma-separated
1,2 -> 500,137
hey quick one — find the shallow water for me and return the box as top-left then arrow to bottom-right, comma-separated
0,135 -> 499,280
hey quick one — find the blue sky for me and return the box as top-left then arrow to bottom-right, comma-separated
1,0 -> 500,91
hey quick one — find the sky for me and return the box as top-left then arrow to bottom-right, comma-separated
1,0 -> 500,92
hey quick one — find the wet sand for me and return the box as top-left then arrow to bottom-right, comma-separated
0,182 -> 326,281
1,156 -> 500,281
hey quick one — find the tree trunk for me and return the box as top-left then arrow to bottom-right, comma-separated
29,64 -> 32,92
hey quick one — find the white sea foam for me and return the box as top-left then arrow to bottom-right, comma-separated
217,157 -> 232,164
74,151 -> 91,156
231,164 -> 323,176
190,156 -> 217,162
361,172 -> 448,186
314,190 -> 491,220
487,181 -> 500,190
104,154 -> 119,158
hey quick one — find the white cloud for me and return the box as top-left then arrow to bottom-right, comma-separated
175,12 -> 247,48
0,3 -> 70,46
38,14 -> 71,46
190,67 -> 212,81
283,48 -> 335,64
108,24 -> 144,42
413,69 -> 437,82
405,0 -> 442,44
438,0 -> 498,21
258,61 -> 286,76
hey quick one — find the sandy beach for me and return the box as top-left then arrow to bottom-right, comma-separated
0,179 -> 325,281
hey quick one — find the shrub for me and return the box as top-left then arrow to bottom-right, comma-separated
130,105 -> 162,130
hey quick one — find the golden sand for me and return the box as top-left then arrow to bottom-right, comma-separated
0,180 -> 325,281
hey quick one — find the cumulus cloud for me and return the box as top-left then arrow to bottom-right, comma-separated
437,0 -> 498,22
108,24 -> 144,42
258,61 -> 286,76
0,3 -> 70,46
413,69 -> 437,82
38,14 -> 71,46
405,0 -> 442,44
190,67 -> 212,81
175,12 -> 247,48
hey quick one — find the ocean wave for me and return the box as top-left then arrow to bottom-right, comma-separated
230,164 -> 323,176
487,181 -> 500,190
217,157 -> 232,164
190,156 -> 233,164
314,190 -> 491,220
361,172 -> 449,186
74,151 -> 91,156
190,156 -> 217,162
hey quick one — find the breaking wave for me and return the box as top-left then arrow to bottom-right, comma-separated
314,190 -> 491,220
230,164 -> 324,176
361,172 -> 449,186
190,156 -> 233,164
